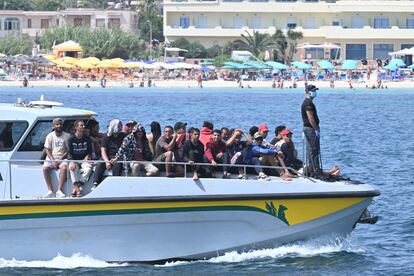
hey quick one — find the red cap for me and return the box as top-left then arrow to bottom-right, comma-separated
258,124 -> 269,132
280,129 -> 292,136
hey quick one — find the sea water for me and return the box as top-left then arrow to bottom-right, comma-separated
0,86 -> 412,275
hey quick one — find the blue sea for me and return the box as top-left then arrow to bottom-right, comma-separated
0,86 -> 413,275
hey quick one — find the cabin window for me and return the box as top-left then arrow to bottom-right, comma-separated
0,121 -> 29,151
18,119 -> 84,152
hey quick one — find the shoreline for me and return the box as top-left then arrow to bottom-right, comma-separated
1,79 -> 414,89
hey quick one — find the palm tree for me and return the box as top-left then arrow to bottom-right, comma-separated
271,29 -> 303,63
233,30 -> 273,60
286,29 -> 303,63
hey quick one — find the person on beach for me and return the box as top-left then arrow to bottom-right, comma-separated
301,84 -> 322,178
67,120 -> 93,197
43,118 -> 70,198
22,77 -> 29,87
92,119 -> 125,189
197,74 -> 203,88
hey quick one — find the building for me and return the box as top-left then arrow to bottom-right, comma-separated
0,8 -> 139,39
163,0 -> 414,60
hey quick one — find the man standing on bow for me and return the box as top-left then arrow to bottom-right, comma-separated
301,84 -> 322,178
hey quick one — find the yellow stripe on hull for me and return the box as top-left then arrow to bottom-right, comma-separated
0,197 -> 368,225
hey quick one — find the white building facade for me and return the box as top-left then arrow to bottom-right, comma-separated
0,9 -> 139,39
163,0 -> 414,60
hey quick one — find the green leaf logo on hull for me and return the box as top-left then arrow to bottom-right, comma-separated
265,201 -> 289,225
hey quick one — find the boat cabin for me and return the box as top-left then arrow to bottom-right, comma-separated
0,97 -> 95,199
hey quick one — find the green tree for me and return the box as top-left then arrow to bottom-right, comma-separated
185,42 -> 207,58
233,30 -> 273,60
0,0 -> 33,10
30,0 -> 64,11
138,0 -> 163,42
271,29 -> 303,63
38,26 -> 145,59
0,35 -> 32,55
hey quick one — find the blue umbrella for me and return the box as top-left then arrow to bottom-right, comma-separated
389,58 -> 406,67
384,64 -> 398,70
408,64 -> 414,69
291,61 -> 312,70
341,60 -> 357,70
265,61 -> 289,70
200,66 -> 214,71
317,60 -> 334,70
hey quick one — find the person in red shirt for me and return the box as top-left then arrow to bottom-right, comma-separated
200,121 -> 214,150
205,129 -> 228,178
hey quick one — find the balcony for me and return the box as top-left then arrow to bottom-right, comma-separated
164,25 -> 414,40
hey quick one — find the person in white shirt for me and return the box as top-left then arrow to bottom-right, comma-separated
43,118 -> 70,198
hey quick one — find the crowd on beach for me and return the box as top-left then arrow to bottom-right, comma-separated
40,116 -> 337,198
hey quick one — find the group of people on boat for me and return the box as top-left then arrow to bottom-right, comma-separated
42,84 -> 340,198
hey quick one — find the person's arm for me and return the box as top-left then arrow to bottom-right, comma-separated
306,110 -> 319,130
66,138 -> 73,160
225,131 -> 238,146
204,142 -> 214,162
84,137 -> 93,160
44,147 -> 54,161
114,135 -> 130,161
241,130 -> 253,144
182,141 -> 191,163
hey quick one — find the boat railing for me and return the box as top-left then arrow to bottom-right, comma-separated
0,158 -> 305,179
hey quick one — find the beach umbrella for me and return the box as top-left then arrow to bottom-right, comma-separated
383,64 -> 398,70
291,61 -> 312,70
81,57 -> 101,65
200,66 -> 215,71
389,58 -> 406,67
408,64 -> 414,69
0,53 -> 6,57
12,56 -> 32,65
341,60 -> 357,70
223,61 -> 250,69
265,61 -> 289,70
55,61 -> 75,69
60,56 -> 79,65
243,60 -> 269,69
76,62 -> 97,69
43,54 -> 57,61
317,60 -> 334,70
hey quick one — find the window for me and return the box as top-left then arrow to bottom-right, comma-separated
305,48 -> 324,59
27,19 -> 32,28
96,18 -> 106,28
332,19 -> 341,26
40,19 -> 49,29
19,120 -> 53,152
180,16 -> 190,28
73,18 -> 83,26
374,17 -> 389,29
401,44 -> 414,50
4,18 -> 20,31
330,44 -> 341,59
0,121 -> 28,151
233,15 -> 243,28
351,16 -> 364,28
251,16 -> 261,29
198,16 -> 207,28
287,17 -> 297,29
373,44 -> 393,59
406,18 -> 414,29
108,18 -> 120,28
346,44 -> 366,60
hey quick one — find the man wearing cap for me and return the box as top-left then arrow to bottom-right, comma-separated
302,84 -> 322,178
43,118 -> 70,198
124,120 -> 137,135
275,129 -> 303,172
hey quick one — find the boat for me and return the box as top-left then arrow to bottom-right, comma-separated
0,97 -> 380,262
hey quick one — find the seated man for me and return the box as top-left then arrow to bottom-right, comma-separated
275,129 -> 303,172
245,132 -> 292,181
93,119 -> 125,189
270,125 -> 286,146
43,118 -> 70,198
205,129 -> 228,178
154,125 -> 181,177
182,128 -> 211,180
225,128 -> 252,179
67,120 -> 93,197
112,124 -> 158,177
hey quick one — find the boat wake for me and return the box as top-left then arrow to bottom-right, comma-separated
0,253 -> 127,269
157,237 -> 364,267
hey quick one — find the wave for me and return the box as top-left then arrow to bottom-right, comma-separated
0,253 -> 127,269
157,237 -> 364,267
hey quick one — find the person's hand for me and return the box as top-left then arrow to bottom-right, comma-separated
314,130 -> 320,138
110,157 -> 117,164
211,160 -> 217,166
105,161 -> 112,170
216,152 -> 223,159
52,161 -> 59,169
188,160 -> 194,165
69,162 -> 76,171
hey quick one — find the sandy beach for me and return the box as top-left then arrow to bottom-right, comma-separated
1,78 -> 414,89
